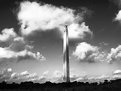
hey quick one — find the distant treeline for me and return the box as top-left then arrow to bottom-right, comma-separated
0,79 -> 121,91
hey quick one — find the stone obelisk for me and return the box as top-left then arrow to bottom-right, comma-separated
63,25 -> 70,83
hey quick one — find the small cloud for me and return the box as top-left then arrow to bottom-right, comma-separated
113,69 -> 121,75
70,74 -> 80,82
111,0 -> 121,23
114,10 -> 121,23
107,45 -> 121,63
20,71 -> 29,76
0,46 -> 45,62
38,71 -> 50,83
0,28 -> 17,42
40,71 -> 49,79
0,47 -> 15,59
53,70 -> 63,78
8,38 -> 26,52
16,50 -> 46,61
0,68 -> 13,82
73,42 -> 99,60
96,75 -> 110,80
11,73 -> 17,78
68,22 -> 93,39
112,69 -> 121,80
13,37 -> 24,42
73,42 -> 107,63
50,70 -> 63,83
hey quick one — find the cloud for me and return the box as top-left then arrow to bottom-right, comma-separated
73,42 -> 98,60
13,37 -> 24,42
8,35 -> 33,53
0,68 -> 13,82
68,22 -> 92,39
113,69 -> 121,74
0,28 -> 17,42
18,1 -> 92,39
51,70 -> 85,83
73,42 -> 107,63
50,71 -> 63,83
0,68 -> 40,83
74,74 -> 111,83
73,43 -> 121,63
39,71 -> 53,83
16,71 -> 39,82
114,10 -> 121,23
8,39 -> 26,52
111,0 -> 121,23
112,69 -> 121,79
1,68 -> 121,83
0,69 -> 78,83
0,27 -> 46,62
107,45 -> 121,63
52,70 -> 63,78
20,71 -> 29,76
39,71 -> 49,79
0,46 -> 45,62
16,50 -> 46,61
73,42 -> 121,63
73,42 -> 99,60
0,69 -> 59,83
96,75 -> 110,80
113,0 -> 121,23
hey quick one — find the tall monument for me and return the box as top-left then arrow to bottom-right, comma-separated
63,25 -> 70,82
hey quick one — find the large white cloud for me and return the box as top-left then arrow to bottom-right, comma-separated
73,42 -> 99,60
112,69 -> 121,80
0,68 -> 40,83
73,42 -> 121,63
18,1 -> 92,39
73,42 -> 107,62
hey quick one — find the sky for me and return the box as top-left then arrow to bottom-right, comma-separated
1,0 -> 121,83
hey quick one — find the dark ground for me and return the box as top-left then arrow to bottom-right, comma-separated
0,79 -> 121,91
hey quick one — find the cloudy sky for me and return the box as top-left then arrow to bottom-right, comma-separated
1,0 -> 121,83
